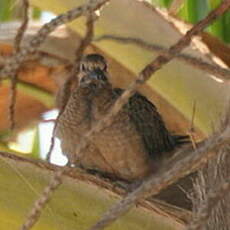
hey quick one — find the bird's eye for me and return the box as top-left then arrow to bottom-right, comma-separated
80,64 -> 86,71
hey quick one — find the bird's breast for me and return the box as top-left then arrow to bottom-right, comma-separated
56,86 -> 156,180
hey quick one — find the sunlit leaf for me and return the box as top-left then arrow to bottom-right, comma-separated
0,0 -> 14,22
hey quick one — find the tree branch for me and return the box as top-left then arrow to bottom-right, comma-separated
186,179 -> 230,230
95,35 -> 230,82
9,0 -> 30,130
0,0 -> 109,78
19,1 -> 107,229
86,1 -> 230,229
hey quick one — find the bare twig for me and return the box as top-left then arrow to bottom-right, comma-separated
20,2 -> 103,230
46,12 -> 97,162
20,7 -> 98,230
0,150 -> 191,224
73,0 -> 230,164
88,107 -> 230,230
14,0 -> 29,52
0,0 -> 109,78
9,74 -> 18,130
95,35 -> 230,82
14,0 -> 230,229
20,169 -> 64,230
186,180 -> 230,230
9,0 -> 29,130
84,2 -> 230,229
60,12 -> 97,113
190,119 -> 230,230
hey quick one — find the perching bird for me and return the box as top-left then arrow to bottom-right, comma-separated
56,54 -> 188,181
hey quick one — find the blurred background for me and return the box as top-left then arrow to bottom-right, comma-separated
0,0 -> 229,165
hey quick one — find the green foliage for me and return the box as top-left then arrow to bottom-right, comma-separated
0,0 -> 42,22
32,7 -> 42,19
178,0 -> 209,23
152,0 -> 173,7
0,155 -> 185,230
2,80 -> 54,107
152,0 -> 230,43
0,0 -> 14,21
223,11 -> 230,42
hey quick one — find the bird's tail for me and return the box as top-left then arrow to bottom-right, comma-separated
173,135 -> 190,146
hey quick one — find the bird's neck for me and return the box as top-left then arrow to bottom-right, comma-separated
79,82 -> 114,115
79,82 -> 112,97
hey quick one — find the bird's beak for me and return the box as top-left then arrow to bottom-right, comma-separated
80,73 -> 99,87
80,69 -> 107,87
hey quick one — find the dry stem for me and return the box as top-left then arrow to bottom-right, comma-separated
88,107 -> 230,230
46,12 -> 97,163
0,0 -> 109,78
19,1 -> 104,229
2,0 -> 229,229
14,0 -> 29,52
95,35 -> 230,82
186,180 -> 230,230
188,112 -> 230,230
9,0 -> 29,130
86,1 -> 230,229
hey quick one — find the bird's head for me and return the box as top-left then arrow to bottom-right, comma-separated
80,54 -> 107,72
78,54 -> 109,88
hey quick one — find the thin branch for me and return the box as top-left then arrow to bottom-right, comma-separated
9,0 -> 29,130
74,0 -> 230,163
0,0 -> 109,78
14,0 -> 29,52
20,8 -> 98,230
84,2 -> 230,229
60,12 -> 97,113
11,1 -> 230,229
95,35 -> 230,82
20,169 -> 64,230
46,12 -> 97,162
88,107 -> 230,230
0,150 -> 191,223
140,0 -> 230,82
190,129 -> 230,230
186,180 -> 230,230
9,77 -> 18,130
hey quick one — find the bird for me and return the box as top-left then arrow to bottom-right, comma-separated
55,54 -> 188,181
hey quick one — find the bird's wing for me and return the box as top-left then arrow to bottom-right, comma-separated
113,88 -> 188,159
